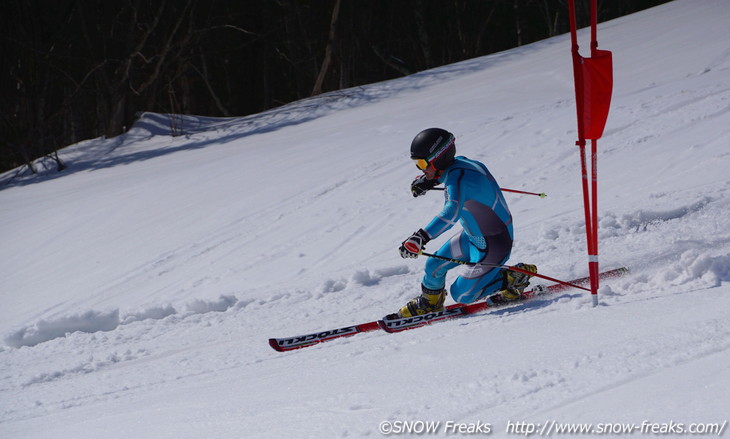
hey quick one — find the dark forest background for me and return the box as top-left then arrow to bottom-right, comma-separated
1,0 -> 670,174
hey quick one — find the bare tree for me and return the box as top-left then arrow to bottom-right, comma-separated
311,0 -> 341,96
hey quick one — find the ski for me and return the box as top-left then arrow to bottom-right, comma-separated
268,267 -> 628,351
268,321 -> 381,352
378,267 -> 629,333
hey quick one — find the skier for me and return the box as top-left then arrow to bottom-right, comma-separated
394,128 -> 537,318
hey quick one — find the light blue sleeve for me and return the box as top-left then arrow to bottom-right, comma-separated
423,170 -> 465,239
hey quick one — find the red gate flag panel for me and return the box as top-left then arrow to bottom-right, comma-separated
581,49 -> 613,140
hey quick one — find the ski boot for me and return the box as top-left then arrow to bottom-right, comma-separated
499,263 -> 538,301
390,284 -> 447,319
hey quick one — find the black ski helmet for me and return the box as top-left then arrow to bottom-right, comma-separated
410,128 -> 456,171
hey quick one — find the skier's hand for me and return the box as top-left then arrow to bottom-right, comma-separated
399,229 -> 430,258
411,174 -> 438,197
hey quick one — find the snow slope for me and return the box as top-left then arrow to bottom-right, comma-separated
2,0 -> 730,437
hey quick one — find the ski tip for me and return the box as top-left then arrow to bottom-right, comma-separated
606,266 -> 630,278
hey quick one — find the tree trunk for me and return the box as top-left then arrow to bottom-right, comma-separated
413,3 -> 433,68
311,0 -> 342,96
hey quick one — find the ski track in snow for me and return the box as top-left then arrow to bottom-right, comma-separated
2,1 -> 730,438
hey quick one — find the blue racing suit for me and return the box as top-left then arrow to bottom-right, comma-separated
421,156 -> 513,303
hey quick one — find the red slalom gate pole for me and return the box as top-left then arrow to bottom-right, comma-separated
582,141 -> 600,306
588,1 -> 601,308
568,0 -> 613,307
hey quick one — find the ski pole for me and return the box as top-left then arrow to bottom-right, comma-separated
433,187 -> 547,198
419,251 -> 590,292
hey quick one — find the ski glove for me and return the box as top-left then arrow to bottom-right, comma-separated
399,229 -> 430,258
410,174 -> 438,197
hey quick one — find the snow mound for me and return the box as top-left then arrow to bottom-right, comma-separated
4,295 -> 243,348
4,310 -> 120,348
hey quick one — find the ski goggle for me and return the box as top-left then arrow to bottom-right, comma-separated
412,134 -> 455,171
413,158 -> 430,170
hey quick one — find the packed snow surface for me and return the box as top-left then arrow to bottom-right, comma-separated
2,1 -> 729,437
